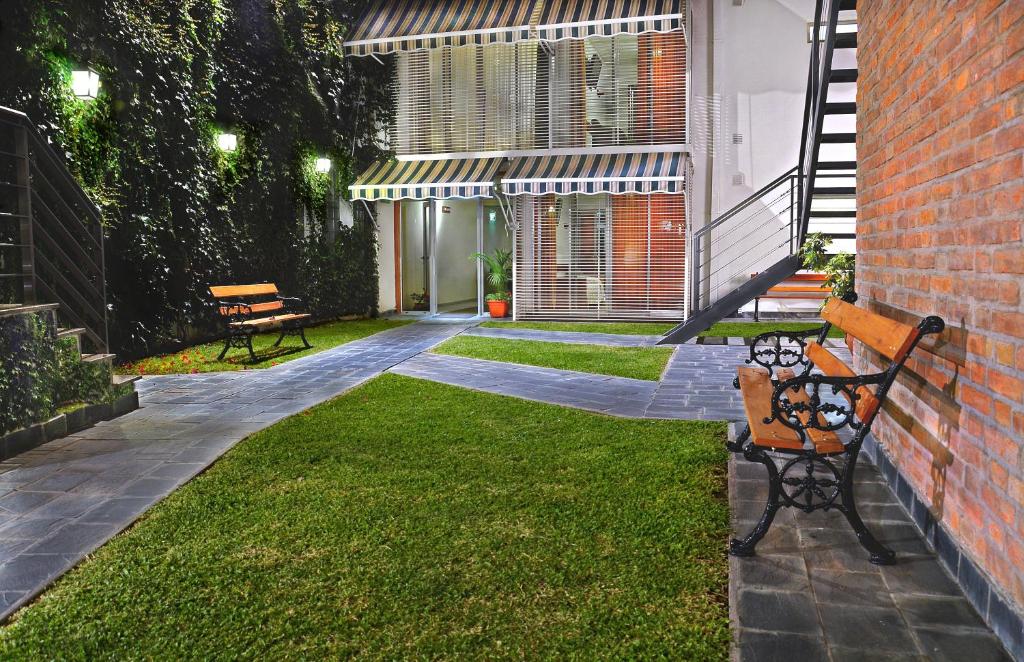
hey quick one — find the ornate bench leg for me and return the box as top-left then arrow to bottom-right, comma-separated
245,332 -> 257,362
273,330 -> 287,348
839,454 -> 895,565
217,336 -> 233,361
298,326 -> 311,349
727,424 -> 751,453
730,446 -> 782,557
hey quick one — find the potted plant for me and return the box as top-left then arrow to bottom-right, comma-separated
470,249 -> 513,318
799,233 -> 856,349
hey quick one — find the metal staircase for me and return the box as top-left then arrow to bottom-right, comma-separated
662,0 -> 857,344
0,106 -> 109,355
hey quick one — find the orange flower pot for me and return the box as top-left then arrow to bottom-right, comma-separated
487,299 -> 510,318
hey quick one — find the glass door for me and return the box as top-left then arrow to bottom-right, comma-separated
400,200 -> 431,312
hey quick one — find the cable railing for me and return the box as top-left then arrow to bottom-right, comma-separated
689,167 -> 800,311
0,106 -> 108,352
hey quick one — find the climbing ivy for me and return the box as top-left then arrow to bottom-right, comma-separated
0,0 -> 393,356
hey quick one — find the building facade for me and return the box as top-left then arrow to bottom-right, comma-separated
345,0 -> 692,320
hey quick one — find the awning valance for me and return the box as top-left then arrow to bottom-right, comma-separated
344,0 -> 686,56
343,0 -> 538,56
534,0 -> 685,41
501,152 -> 686,196
350,158 -> 503,201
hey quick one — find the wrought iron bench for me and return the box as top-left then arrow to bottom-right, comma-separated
751,273 -> 832,321
209,284 -> 312,361
728,295 -> 944,565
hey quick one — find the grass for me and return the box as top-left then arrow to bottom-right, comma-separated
0,375 -> 730,660
480,320 -> 677,336
118,318 -> 412,375
701,321 -> 843,339
434,335 -> 674,381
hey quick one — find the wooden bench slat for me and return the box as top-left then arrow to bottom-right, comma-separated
219,301 -> 285,316
738,367 -> 844,454
229,313 -> 311,328
210,283 -> 279,298
805,342 -> 881,422
821,298 -> 920,361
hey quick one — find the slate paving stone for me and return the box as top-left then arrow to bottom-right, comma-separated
736,588 -> 820,634
735,630 -> 829,662
730,553 -> 810,592
0,491 -> 58,516
25,522 -> 119,556
820,605 -> 919,653
0,553 -> 75,592
894,594 -> 989,630
914,627 -> 1013,662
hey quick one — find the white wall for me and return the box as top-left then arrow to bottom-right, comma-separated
375,202 -> 397,313
689,0 -> 819,314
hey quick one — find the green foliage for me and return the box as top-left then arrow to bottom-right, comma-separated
0,0 -> 393,356
0,312 -> 113,435
470,248 -> 513,295
484,291 -> 511,303
799,233 -> 856,300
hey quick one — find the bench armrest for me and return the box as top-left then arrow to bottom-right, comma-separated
767,372 -> 884,435
745,327 -> 825,374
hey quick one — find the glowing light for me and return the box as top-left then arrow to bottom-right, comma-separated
216,133 -> 238,151
315,158 -> 332,173
71,69 -> 100,100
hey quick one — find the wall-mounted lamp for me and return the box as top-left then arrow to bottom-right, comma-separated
71,69 -> 101,100
315,157 -> 332,173
216,133 -> 238,152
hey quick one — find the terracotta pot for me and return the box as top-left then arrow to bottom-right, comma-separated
487,299 -> 510,318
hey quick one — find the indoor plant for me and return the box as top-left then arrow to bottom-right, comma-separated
471,249 -> 513,318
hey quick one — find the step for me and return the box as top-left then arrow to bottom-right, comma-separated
839,0 -> 857,9
81,353 -> 116,365
820,133 -> 857,143
809,210 -> 857,218
57,327 -> 86,340
824,102 -> 857,115
816,161 -> 857,170
835,32 -> 857,49
829,69 -> 859,84
112,374 -> 142,387
813,187 -> 857,195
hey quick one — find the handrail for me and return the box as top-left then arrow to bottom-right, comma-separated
0,106 -> 109,352
693,166 -> 799,240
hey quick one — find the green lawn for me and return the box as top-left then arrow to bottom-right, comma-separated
0,375 -> 730,660
118,318 -> 412,375
480,320 -> 677,336
702,321 -> 842,339
435,335 -> 674,381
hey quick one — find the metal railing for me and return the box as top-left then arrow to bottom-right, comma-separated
689,167 -> 801,311
0,106 -> 108,352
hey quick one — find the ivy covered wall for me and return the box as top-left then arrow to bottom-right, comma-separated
0,0 -> 392,356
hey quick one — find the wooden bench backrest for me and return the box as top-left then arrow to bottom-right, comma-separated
821,298 -> 920,362
209,283 -> 279,298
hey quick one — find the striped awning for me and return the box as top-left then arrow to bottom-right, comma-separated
501,152 -> 686,196
350,158 -> 503,201
343,0 -> 538,56
534,0 -> 685,41
344,0 -> 686,56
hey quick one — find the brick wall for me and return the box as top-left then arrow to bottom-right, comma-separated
856,0 -> 1024,614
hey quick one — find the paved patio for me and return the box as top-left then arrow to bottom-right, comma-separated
0,320 -> 1011,660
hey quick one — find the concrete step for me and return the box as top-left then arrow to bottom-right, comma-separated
81,353 -> 116,365
112,374 -> 141,387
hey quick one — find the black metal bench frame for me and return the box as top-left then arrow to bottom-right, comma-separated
728,297 -> 945,565
212,296 -> 311,362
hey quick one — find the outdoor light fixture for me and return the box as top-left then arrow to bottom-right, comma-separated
315,158 -> 333,173
217,133 -> 238,151
71,69 -> 100,100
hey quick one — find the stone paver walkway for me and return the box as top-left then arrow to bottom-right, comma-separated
0,321 -> 470,621
464,325 -> 662,347
729,447 -> 1011,662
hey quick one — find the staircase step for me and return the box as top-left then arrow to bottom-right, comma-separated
816,161 -> 857,170
824,102 -> 857,115
112,374 -> 142,387
818,233 -> 857,240
57,327 -> 86,340
820,133 -> 857,143
839,0 -> 857,9
813,187 -> 857,195
829,69 -> 859,83
810,210 -> 857,218
81,353 -> 116,365
835,32 -> 858,49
